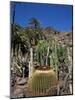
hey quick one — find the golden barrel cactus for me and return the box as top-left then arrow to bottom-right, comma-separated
27,69 -> 58,96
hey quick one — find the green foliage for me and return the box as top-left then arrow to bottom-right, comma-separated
19,29 -> 30,48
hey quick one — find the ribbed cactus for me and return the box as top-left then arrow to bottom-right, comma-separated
27,69 -> 57,96
35,40 -> 48,66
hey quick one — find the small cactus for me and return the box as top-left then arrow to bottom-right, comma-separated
27,69 -> 57,96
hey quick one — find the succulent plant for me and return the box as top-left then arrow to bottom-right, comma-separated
27,69 -> 57,96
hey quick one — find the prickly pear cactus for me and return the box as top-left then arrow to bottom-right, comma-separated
27,69 -> 57,96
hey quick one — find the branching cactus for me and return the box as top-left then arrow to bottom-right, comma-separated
28,69 -> 57,96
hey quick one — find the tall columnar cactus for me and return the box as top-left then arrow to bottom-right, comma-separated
57,43 -> 67,63
28,69 -> 57,96
35,40 -> 48,66
47,38 -> 58,72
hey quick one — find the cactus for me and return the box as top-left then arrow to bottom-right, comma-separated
28,69 -> 57,96
57,43 -> 67,64
36,40 -> 48,66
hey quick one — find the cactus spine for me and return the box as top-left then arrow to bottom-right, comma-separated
28,69 -> 57,96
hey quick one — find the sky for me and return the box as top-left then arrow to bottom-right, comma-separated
10,2 -> 73,32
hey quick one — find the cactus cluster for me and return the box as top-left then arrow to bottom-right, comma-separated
35,38 -> 59,69
27,69 -> 57,96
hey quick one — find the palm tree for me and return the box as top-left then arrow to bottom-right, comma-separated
29,18 -> 40,28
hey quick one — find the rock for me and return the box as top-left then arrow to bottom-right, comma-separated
11,84 -> 28,98
11,88 -> 25,98
17,78 -> 28,85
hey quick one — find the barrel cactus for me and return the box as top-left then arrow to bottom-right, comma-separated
27,68 -> 57,96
